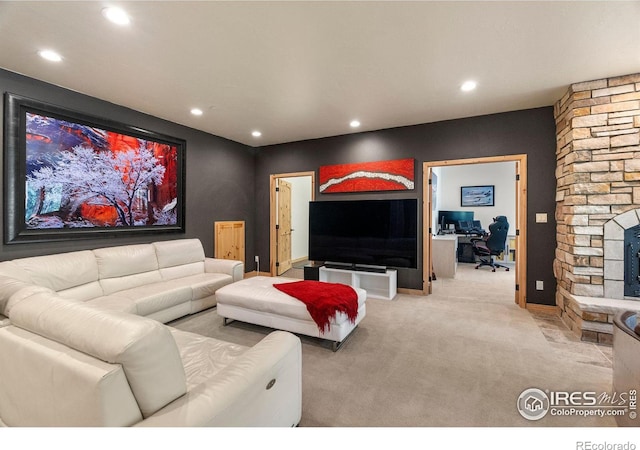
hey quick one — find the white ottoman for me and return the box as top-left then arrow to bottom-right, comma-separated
216,276 -> 366,351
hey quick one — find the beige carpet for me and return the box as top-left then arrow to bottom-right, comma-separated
170,263 -> 615,427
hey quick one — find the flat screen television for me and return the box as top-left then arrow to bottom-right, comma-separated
309,198 -> 418,269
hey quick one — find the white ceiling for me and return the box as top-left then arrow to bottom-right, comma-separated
1,1 -> 639,147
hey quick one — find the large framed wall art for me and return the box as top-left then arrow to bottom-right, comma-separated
319,157 -> 415,193
3,93 -> 186,243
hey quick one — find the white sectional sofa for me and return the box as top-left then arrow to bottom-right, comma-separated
0,238 -> 243,324
0,238 -> 303,427
0,290 -> 302,426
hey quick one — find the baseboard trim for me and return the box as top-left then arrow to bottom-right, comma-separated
244,271 -> 272,278
526,303 -> 559,315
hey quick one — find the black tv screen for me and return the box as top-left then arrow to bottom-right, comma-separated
309,199 -> 418,269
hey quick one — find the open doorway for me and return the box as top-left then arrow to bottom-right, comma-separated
269,172 -> 315,276
423,155 -> 528,308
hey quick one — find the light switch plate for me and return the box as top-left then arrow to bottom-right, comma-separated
536,213 -> 548,223
536,280 -> 544,290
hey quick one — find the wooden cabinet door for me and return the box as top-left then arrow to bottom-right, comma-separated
214,221 -> 245,263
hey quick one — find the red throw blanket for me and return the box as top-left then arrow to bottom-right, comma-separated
274,280 -> 358,334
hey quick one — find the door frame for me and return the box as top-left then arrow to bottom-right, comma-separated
269,171 -> 316,276
423,154 -> 528,308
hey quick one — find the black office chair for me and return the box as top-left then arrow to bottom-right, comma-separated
472,216 -> 510,272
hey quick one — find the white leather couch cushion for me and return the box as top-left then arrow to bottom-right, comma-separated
160,261 -> 206,281
155,239 -> 207,280
165,273 -> 233,301
114,282 -> 192,316
94,243 -> 159,278
86,296 -> 138,315
12,250 -> 99,292
136,330 -> 302,427
99,270 -> 163,295
0,325 -> 142,426
0,261 -> 33,283
9,293 -> 187,418
154,238 -> 205,268
170,329 -> 247,390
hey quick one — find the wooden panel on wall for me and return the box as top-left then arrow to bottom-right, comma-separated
214,221 -> 245,263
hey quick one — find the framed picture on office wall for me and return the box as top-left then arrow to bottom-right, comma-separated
461,185 -> 494,207
3,92 -> 186,244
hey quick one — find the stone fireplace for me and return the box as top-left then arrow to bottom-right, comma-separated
555,72 -> 640,344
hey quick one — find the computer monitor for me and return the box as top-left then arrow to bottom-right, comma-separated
457,220 -> 473,232
437,210 -> 474,232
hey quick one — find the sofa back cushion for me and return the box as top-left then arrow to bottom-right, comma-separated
94,244 -> 162,295
9,293 -> 187,418
100,271 -> 163,296
154,239 -> 206,280
11,250 -> 99,292
0,261 -> 33,283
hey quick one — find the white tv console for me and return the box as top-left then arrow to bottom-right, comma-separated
319,266 -> 397,300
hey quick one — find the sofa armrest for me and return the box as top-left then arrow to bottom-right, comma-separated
204,258 -> 244,282
135,331 -> 302,427
0,314 -> 9,328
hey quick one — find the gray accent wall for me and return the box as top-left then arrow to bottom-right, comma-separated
0,69 -> 256,262
256,107 -> 558,305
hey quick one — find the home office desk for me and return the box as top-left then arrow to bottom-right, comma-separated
432,234 -> 458,278
456,234 -> 478,263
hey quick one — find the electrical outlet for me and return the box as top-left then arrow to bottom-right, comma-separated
255,255 -> 259,263
536,280 -> 544,291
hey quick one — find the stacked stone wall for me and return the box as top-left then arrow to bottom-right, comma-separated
554,73 -> 640,342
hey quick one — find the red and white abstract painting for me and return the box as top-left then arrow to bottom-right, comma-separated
319,158 -> 415,193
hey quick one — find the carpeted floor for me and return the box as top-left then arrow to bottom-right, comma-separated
169,262 -> 615,427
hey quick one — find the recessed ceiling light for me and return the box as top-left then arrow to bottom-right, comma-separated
252,131 -> 262,138
102,7 -> 130,26
38,49 -> 62,62
190,108 -> 203,116
461,80 -> 477,92
350,120 -> 361,128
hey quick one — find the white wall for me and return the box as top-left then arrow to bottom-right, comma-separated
437,161 -> 516,233
282,176 -> 312,261
431,166 -> 442,233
